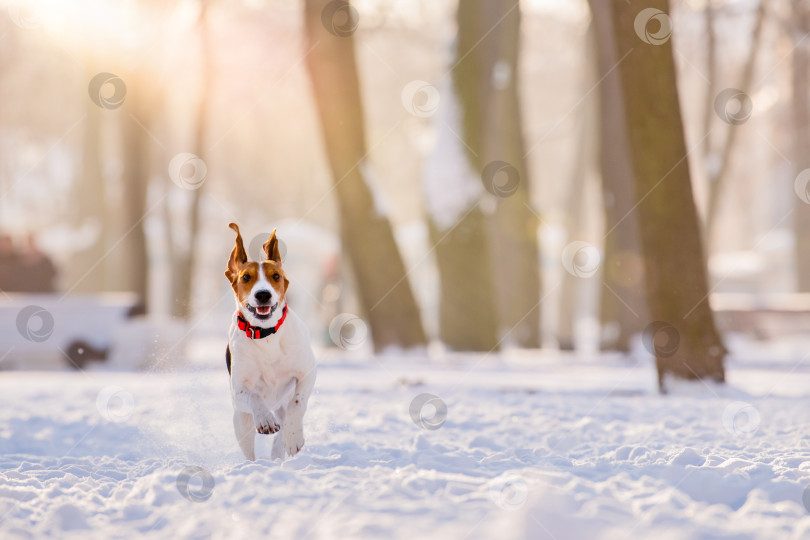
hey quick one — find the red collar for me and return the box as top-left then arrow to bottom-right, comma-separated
237,304 -> 288,339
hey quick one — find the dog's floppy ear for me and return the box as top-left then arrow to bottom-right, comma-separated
225,222 -> 248,283
262,229 -> 283,263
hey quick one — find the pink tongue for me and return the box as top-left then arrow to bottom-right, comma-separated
257,306 -> 270,314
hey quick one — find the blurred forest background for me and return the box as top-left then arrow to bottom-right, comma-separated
2,0 -> 810,388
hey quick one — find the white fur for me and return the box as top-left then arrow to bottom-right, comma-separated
228,270 -> 316,461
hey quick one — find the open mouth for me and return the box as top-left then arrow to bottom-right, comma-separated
247,303 -> 277,319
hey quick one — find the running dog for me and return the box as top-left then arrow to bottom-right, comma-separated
225,223 -> 316,460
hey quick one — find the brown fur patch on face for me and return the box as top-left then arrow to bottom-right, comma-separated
232,261 -> 260,305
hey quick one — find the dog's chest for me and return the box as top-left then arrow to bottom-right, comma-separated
229,325 -> 298,394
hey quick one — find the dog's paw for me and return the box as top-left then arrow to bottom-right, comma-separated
255,414 -> 280,435
283,430 -> 305,455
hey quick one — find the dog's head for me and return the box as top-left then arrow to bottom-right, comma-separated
225,223 -> 290,325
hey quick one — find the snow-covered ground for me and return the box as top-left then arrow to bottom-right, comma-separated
3,339 -> 810,539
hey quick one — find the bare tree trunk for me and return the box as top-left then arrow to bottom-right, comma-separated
705,0 -> 767,238
420,0 -> 507,352
611,0 -> 725,391
68,98 -> 107,293
556,107 -> 593,351
120,93 -> 151,314
172,0 -> 211,318
304,0 -> 426,351
435,0 -> 544,351
479,0 -> 541,348
794,0 -> 810,291
429,212 -> 500,351
702,2 -> 717,161
588,0 -> 646,351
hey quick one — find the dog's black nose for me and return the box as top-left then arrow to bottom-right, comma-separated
254,290 -> 272,304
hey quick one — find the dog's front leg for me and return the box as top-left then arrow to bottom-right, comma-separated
233,411 -> 256,461
234,389 -> 281,435
282,371 -> 316,456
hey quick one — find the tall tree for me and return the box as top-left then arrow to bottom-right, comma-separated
477,0 -> 542,348
109,0 -> 168,314
611,0 -> 725,390
171,0 -> 212,318
702,1 -> 718,162
556,69 -> 596,351
588,0 -> 647,351
304,0 -> 427,351
420,0 -> 521,352
705,0 -> 766,240
793,0 -> 810,291
68,96 -> 108,293
119,81 -> 152,314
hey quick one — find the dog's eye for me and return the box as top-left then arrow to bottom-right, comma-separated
273,273 -> 280,281
241,273 -> 251,282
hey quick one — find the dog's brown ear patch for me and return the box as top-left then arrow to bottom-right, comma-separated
263,229 -> 282,263
225,222 -> 248,284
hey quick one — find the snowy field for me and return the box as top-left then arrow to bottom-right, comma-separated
3,339 -> 810,539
